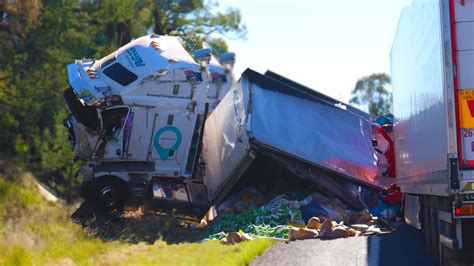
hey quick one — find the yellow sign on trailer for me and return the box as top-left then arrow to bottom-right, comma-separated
459,90 -> 474,165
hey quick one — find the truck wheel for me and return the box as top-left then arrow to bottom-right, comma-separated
86,176 -> 129,211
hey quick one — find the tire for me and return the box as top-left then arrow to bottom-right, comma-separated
429,196 -> 440,263
421,195 -> 441,265
83,176 -> 129,211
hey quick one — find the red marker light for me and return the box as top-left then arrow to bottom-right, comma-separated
455,207 -> 461,215
454,203 -> 474,217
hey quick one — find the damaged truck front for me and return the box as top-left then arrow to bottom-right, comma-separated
64,34 -> 233,213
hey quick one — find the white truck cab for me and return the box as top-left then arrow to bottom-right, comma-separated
64,34 -> 233,213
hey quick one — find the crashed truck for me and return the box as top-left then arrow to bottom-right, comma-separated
64,33 -> 394,217
64,34 -> 234,211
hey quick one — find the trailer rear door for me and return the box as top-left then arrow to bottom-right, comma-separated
452,0 -> 474,167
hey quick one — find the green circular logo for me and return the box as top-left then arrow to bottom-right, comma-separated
153,126 -> 182,160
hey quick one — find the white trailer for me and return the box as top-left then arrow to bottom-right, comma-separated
391,0 -> 474,261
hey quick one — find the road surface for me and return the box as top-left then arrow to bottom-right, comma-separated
252,224 -> 434,266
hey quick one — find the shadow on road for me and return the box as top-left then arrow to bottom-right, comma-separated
367,223 -> 434,266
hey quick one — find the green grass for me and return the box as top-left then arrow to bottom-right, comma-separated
0,173 -> 273,265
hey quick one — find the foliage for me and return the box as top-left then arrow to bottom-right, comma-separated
0,172 -> 272,265
349,73 -> 392,117
208,224 -> 290,240
150,0 -> 246,51
36,111 -> 82,199
208,203 -> 302,239
0,0 -> 245,198
0,173 -> 43,219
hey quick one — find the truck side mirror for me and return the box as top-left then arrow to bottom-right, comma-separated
219,52 -> 236,71
194,48 -> 212,64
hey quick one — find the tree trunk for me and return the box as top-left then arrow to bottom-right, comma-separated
153,0 -> 165,34
117,21 -> 131,47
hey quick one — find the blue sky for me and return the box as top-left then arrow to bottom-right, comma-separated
218,0 -> 412,104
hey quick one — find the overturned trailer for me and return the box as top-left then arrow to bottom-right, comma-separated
203,69 -> 392,212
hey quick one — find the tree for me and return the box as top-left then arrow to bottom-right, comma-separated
150,0 -> 246,52
350,73 -> 392,117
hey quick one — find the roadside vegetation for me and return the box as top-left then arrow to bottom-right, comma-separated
0,169 -> 272,265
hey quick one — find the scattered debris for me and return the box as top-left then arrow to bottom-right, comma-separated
220,231 -> 253,245
319,220 -> 356,240
205,180 -> 402,244
288,227 -> 319,241
369,183 -> 403,221
30,174 -> 59,202
349,224 -> 369,232
207,194 -> 304,240
216,187 -> 266,216
350,209 -> 374,224
306,217 -> 321,230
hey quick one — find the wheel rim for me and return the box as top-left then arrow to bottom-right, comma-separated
99,186 -> 118,208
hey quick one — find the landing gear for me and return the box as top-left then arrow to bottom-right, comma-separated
81,176 -> 128,211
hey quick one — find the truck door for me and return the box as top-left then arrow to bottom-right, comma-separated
148,110 -> 196,177
94,106 -> 131,160
452,0 -> 474,167
124,107 -> 151,161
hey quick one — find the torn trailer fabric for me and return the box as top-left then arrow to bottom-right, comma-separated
203,68 -> 392,206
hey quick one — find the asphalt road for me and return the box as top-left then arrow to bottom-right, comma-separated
252,223 -> 434,266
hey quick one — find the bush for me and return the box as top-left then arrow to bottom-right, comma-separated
36,111 -> 81,200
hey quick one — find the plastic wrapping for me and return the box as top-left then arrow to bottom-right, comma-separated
248,82 -> 379,184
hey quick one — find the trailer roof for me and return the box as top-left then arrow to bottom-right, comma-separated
264,70 -> 371,120
240,68 -> 371,120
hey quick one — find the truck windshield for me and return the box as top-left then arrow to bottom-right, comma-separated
101,56 -> 116,69
103,62 -> 138,86
63,88 -> 98,130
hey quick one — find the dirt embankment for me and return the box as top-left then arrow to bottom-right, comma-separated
71,202 -> 207,244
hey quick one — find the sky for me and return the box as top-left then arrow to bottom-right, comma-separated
218,0 -> 412,104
